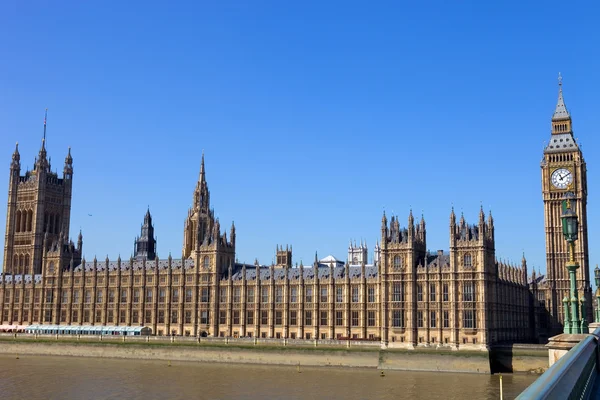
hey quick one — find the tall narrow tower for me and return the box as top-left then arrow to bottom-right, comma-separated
3,111 -> 74,274
541,75 -> 592,332
182,153 -> 235,276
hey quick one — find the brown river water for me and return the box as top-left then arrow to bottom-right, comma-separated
0,355 -> 536,399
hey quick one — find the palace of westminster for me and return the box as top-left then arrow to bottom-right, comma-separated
0,79 -> 593,348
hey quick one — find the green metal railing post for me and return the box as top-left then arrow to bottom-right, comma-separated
564,297 -> 571,334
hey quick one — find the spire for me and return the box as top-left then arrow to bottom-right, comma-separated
144,206 -> 152,224
552,73 -> 570,121
199,150 -> 205,183
193,151 -> 210,213
230,221 -> 236,246
134,208 -> 156,261
479,204 -> 485,224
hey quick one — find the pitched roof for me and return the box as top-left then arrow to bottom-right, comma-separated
229,264 -> 378,281
73,258 -> 195,272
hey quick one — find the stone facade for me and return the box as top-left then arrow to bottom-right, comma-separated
1,82 -> 581,347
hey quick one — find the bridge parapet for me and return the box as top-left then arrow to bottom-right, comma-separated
516,326 -> 600,399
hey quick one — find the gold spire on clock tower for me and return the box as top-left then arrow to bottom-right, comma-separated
541,74 -> 592,333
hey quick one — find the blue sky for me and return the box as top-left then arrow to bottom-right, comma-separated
0,1 -> 599,275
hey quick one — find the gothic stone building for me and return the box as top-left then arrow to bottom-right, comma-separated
1,80 -> 584,347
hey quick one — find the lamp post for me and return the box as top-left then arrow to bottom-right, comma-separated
561,192 -> 588,334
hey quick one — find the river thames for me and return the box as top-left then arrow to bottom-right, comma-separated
0,355 -> 535,399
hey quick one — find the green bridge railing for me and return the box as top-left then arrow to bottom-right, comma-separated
516,327 -> 600,400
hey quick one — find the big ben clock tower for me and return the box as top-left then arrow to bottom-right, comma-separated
542,74 -> 592,333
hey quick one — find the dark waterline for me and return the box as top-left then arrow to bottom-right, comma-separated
0,355 -> 535,399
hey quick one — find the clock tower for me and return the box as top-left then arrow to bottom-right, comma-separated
541,75 -> 592,333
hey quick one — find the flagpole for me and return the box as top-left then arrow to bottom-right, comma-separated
43,108 -> 48,144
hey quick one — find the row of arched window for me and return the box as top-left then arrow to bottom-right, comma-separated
43,213 -> 61,234
14,210 -> 33,233
391,254 -> 472,268
554,123 -> 569,132
464,254 -> 472,268
12,253 -> 31,274
393,256 -> 402,269
547,153 -> 574,163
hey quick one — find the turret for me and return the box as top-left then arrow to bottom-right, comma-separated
35,138 -> 49,173
77,230 -> 83,253
521,253 -> 528,285
10,142 -> 20,180
449,208 -> 457,245
63,147 -> 73,179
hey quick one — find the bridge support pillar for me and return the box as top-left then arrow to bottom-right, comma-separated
547,333 -> 588,367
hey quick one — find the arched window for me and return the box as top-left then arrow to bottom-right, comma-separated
13,255 -> 18,270
25,254 -> 30,271
54,214 -> 60,234
48,261 -> 55,274
15,211 -> 21,233
352,256 -> 358,264
27,210 -> 33,232
203,256 -> 210,270
394,255 -> 402,269
464,254 -> 472,268
21,211 -> 27,232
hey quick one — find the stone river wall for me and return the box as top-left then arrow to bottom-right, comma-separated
0,334 -> 547,374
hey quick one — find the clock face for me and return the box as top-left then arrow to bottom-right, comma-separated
551,168 -> 573,189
